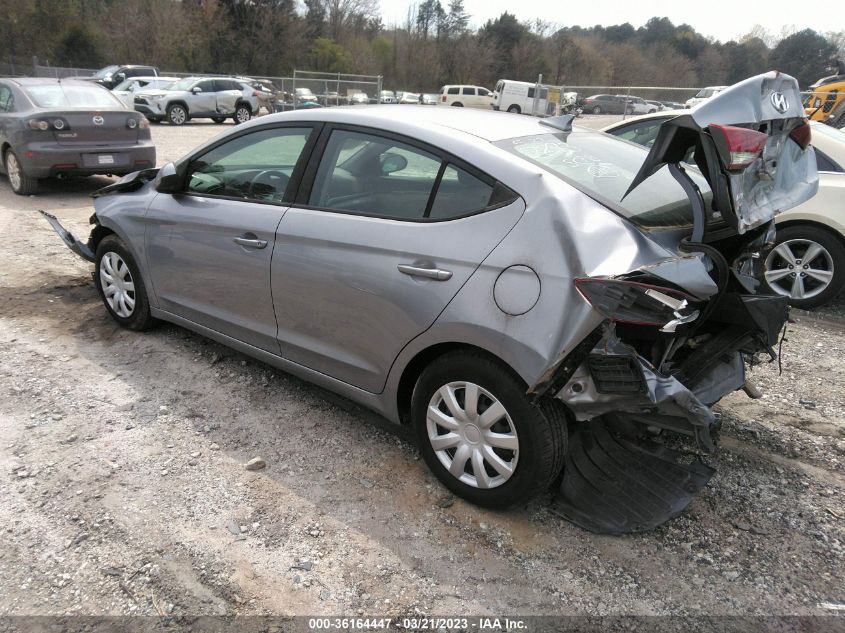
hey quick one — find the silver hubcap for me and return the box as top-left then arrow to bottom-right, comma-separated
100,252 -> 136,318
427,381 -> 519,489
6,153 -> 21,191
236,108 -> 250,123
170,107 -> 186,124
764,239 -> 834,300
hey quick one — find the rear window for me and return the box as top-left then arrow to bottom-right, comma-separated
23,84 -> 123,109
495,131 -> 716,231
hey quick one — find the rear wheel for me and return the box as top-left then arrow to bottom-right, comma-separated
762,224 -> 845,309
592,105 -> 602,114
166,104 -> 188,126
233,104 -> 252,124
4,149 -> 38,195
94,235 -> 155,331
411,351 -> 566,509
507,104 -> 521,114
451,102 -> 464,107
211,116 -> 226,124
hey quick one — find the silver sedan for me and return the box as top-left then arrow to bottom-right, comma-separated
44,72 -> 817,533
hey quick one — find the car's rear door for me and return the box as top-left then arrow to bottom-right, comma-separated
144,124 -> 318,352
214,79 -> 242,115
270,125 -> 525,393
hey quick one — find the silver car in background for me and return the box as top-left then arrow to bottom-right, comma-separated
0,77 -> 155,195
112,76 -> 179,109
43,72 -> 817,533
134,76 -> 254,125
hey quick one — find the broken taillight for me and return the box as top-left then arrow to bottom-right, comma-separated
789,119 -> 811,150
708,124 -> 768,171
574,277 -> 700,333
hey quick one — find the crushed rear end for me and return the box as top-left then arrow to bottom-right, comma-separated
537,72 -> 818,532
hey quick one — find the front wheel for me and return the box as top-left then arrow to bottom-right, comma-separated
233,104 -> 252,124
166,104 -> 188,125
411,351 -> 566,509
4,149 -> 38,195
95,235 -> 156,330
592,105 -> 601,114
762,225 -> 845,309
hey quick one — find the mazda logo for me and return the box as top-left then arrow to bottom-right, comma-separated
92,115 -> 104,125
770,92 -> 789,114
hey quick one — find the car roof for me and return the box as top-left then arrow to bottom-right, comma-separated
246,104 -> 561,142
5,77 -> 101,86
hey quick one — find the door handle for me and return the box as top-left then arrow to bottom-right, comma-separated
233,236 -> 268,249
397,264 -> 452,281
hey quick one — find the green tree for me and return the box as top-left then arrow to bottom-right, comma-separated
770,29 -> 837,88
309,37 -> 352,72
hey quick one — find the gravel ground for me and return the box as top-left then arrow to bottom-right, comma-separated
0,119 -> 843,622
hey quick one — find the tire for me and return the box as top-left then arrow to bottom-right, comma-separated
411,351 -> 567,509
233,104 -> 252,124
4,149 -> 38,195
451,102 -> 464,107
166,103 -> 188,126
506,104 -> 521,114
592,105 -> 601,114
94,235 -> 155,331
762,224 -> 845,309
211,116 -> 226,124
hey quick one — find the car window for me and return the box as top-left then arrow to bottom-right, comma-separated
478,88 -> 490,97
309,130 -> 443,219
185,127 -> 312,202
429,165 -> 495,219
814,149 -> 843,173
447,87 -> 459,95
609,120 -> 664,148
462,87 -> 475,96
195,80 -> 215,92
0,85 -> 14,112
23,84 -> 123,108
496,131 -> 716,231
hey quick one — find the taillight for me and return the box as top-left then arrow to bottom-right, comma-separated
708,124 -> 768,171
574,277 -> 700,333
789,119 -> 811,150
28,119 -> 51,130
29,118 -> 69,131
441,95 -> 446,102
253,90 -> 260,97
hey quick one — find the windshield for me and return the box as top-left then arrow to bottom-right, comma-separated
168,77 -> 200,91
495,131 -> 716,231
92,65 -> 119,79
24,84 -> 124,109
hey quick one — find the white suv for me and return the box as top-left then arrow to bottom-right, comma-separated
438,85 -> 493,109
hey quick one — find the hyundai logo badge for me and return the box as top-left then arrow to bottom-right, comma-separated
770,92 -> 788,114
92,115 -> 104,125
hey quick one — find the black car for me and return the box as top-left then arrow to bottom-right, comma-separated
88,65 -> 160,90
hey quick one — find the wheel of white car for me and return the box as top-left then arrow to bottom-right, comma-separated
234,104 -> 252,124
762,225 -> 845,309
507,105 -> 521,114
4,149 -> 38,195
411,350 -> 567,509
167,104 -> 188,126
451,102 -> 464,107
95,235 -> 155,331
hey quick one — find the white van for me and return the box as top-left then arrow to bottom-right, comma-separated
438,85 -> 493,109
492,79 -> 549,115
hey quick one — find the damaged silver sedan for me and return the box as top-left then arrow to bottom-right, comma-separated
43,72 -> 817,533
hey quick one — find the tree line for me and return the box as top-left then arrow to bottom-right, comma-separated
1,0 -> 843,91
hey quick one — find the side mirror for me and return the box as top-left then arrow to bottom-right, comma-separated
191,86 -> 202,94
379,152 -> 408,175
115,73 -> 125,83
155,162 -> 182,194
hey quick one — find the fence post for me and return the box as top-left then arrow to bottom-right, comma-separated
532,73 -> 542,117
622,86 -> 631,120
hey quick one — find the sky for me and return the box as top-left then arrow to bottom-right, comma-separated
378,0 -> 845,43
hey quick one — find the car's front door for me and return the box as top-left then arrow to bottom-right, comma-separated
271,126 -> 525,392
144,124 -> 317,352
189,79 -> 217,116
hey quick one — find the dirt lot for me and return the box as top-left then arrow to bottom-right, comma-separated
1,117 -> 844,623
